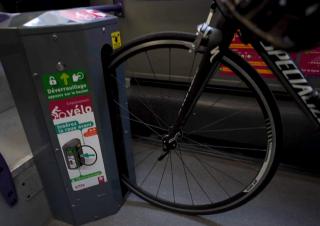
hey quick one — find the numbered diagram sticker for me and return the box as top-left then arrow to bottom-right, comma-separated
111,31 -> 122,49
42,70 -> 107,191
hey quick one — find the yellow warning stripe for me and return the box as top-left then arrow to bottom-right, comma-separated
230,43 -> 254,49
221,67 -> 272,75
256,69 -> 273,75
248,61 -> 267,67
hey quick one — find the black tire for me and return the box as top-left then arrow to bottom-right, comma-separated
106,32 -> 282,214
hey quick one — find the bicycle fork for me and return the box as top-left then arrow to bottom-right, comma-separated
159,6 -> 225,160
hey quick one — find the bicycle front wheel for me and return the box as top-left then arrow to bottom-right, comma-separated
106,32 -> 282,214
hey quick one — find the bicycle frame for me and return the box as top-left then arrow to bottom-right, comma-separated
211,0 -> 320,127
252,41 -> 320,126
167,5 -> 320,143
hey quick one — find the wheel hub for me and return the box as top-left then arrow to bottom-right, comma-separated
158,131 -> 181,161
162,135 -> 178,151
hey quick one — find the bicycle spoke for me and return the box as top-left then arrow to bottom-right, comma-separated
179,136 -> 263,173
156,152 -> 170,198
182,135 -> 266,152
134,150 -> 148,156
195,126 -> 265,133
139,153 -> 160,186
174,149 -> 214,204
116,56 -> 168,130
198,95 -> 222,116
143,51 -> 170,111
113,99 -> 163,138
135,150 -> 156,168
182,140 -> 266,152
192,154 -> 231,198
169,48 -> 172,81
145,51 -> 157,80
133,135 -> 162,144
132,77 -> 169,128
126,117 -> 167,132
188,109 -> 246,135
169,151 -> 176,204
202,160 -> 245,186
178,144 -> 194,205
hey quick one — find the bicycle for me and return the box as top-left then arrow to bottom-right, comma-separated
102,0 -> 320,215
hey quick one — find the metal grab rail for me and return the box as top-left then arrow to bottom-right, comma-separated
89,0 -> 124,15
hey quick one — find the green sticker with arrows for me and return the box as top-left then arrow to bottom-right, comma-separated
42,70 -> 89,100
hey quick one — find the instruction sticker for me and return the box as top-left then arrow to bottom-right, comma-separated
42,70 -> 89,100
111,31 -> 122,49
42,70 -> 107,191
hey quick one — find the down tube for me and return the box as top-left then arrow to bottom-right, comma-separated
252,41 -> 320,126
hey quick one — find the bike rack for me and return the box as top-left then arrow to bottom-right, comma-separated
0,8 -> 132,225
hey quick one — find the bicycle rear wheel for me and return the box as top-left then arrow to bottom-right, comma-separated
106,32 -> 282,214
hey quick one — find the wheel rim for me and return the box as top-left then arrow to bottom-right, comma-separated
107,38 -> 277,213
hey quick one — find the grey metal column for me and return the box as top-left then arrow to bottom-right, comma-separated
0,9 -> 127,225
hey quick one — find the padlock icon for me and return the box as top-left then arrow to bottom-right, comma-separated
49,76 -> 57,86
